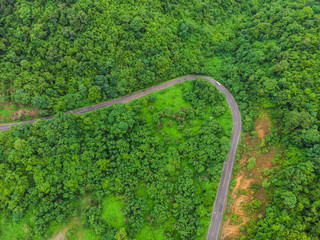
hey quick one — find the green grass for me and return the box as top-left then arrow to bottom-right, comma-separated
137,82 -> 193,139
0,208 -> 71,240
0,214 -> 30,240
0,208 -> 41,240
135,226 -> 165,240
136,80 -> 232,141
101,196 -> 125,229
0,104 -> 18,122
81,228 -> 100,240
218,104 -> 233,135
140,82 -> 192,116
0,188 -> 95,239
136,182 -> 148,198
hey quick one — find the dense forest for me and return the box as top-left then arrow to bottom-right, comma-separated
2,0 -> 320,239
0,0 -> 226,115
0,79 -> 232,239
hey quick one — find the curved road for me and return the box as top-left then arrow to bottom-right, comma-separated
0,75 -> 241,240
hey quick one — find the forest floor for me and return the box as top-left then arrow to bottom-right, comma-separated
0,102 -> 39,122
222,111 -> 279,239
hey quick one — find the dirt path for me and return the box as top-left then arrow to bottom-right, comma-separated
49,217 -> 82,240
49,227 -> 69,240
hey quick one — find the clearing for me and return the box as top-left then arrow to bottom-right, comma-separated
0,102 -> 39,122
222,112 -> 280,239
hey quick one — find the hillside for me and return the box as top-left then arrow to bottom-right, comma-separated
1,0 -> 320,239
0,79 -> 232,239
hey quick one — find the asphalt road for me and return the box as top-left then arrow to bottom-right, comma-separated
0,75 -> 242,240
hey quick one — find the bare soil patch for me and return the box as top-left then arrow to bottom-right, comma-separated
0,101 -> 23,108
222,112 -> 278,239
255,113 -> 270,139
0,102 -> 37,123
49,227 -> 69,240
6,109 -> 40,121
223,175 -> 253,239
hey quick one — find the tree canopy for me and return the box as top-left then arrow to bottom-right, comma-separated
0,79 -> 232,239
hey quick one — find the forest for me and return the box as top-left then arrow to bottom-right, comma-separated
1,0 -> 320,239
0,0 -> 222,115
0,79 -> 232,239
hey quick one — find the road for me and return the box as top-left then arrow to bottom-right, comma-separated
0,75 -> 242,240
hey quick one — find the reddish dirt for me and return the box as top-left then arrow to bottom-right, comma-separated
223,175 -> 254,239
222,113 -> 278,239
255,113 -> 270,139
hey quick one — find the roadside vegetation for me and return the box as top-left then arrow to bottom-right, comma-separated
1,0 -> 320,239
222,112 -> 281,239
0,103 -> 39,123
0,79 -> 232,239
216,1 -> 320,239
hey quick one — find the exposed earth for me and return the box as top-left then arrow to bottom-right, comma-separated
222,112 -> 279,239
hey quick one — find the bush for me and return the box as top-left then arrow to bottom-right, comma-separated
247,158 -> 256,170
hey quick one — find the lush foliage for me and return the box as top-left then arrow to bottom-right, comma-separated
214,0 -> 320,239
0,0 -> 237,114
2,0 -> 320,239
0,79 -> 232,239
